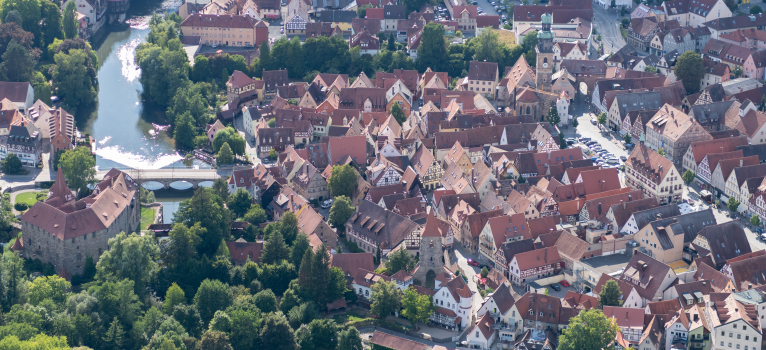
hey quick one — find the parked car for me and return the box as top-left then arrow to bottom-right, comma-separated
579,137 -> 591,142
560,280 -> 570,287
467,258 -> 479,266
550,284 -> 561,291
321,199 -> 334,209
590,118 -> 597,124
620,156 -> 627,162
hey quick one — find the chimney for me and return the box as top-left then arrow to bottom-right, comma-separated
741,159 -> 744,167
623,202 -> 626,209
628,194 -> 632,201
597,203 -> 602,215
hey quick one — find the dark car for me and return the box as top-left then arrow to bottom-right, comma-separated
620,156 -> 627,162
550,284 -> 561,291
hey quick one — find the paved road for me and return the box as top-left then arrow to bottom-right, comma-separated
452,244 -> 485,328
592,5 -> 626,56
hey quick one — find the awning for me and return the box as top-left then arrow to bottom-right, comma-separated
619,130 -> 627,136
700,190 -> 712,197
738,203 -> 749,213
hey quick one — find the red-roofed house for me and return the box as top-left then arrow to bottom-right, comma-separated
226,238 -> 263,265
508,247 -> 563,286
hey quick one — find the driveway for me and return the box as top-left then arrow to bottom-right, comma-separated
592,5 -> 626,56
561,113 -> 630,185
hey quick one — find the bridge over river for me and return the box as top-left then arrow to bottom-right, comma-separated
96,168 -> 227,189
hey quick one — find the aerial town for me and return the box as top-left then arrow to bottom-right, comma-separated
6,0 -> 766,348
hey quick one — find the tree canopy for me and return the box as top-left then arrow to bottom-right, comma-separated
674,51 -> 705,94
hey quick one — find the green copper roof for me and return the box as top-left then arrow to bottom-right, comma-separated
539,31 -> 554,39
542,12 -> 552,24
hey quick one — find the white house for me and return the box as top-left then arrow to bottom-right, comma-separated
556,91 -> 570,125
433,276 -> 475,330
467,313 -> 496,350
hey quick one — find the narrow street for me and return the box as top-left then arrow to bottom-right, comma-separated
591,5 -> 626,56
452,245 -> 486,320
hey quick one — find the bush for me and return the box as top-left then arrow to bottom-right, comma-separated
14,202 -> 28,211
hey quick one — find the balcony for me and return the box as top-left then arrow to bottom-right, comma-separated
492,321 -> 517,332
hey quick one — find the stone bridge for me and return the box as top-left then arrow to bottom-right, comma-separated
96,168 -> 222,189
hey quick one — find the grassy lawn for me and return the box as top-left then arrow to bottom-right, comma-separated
14,191 -> 47,206
495,29 -> 517,46
332,308 -> 370,325
141,207 -> 156,230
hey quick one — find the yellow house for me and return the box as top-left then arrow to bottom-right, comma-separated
444,141 -> 473,175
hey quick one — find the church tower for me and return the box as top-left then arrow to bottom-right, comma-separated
413,213 -> 446,286
536,13 -> 555,92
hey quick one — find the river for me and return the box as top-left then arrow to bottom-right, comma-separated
80,0 -> 209,221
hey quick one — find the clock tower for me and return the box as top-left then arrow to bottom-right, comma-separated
536,12 -> 554,92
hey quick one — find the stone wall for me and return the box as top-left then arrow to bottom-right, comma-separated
23,193 -> 140,275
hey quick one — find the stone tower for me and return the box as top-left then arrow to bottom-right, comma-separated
536,12 -> 555,92
413,213 -> 446,285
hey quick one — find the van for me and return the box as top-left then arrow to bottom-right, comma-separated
321,199 -> 334,209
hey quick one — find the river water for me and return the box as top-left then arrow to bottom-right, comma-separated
81,0 -> 208,221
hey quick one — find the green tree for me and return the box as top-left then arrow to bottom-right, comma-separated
597,112 -> 607,126
167,85 -> 209,126
417,23 -> 448,72
546,107 -> 560,126
386,248 -> 415,276
400,288 -> 433,330
162,223 -> 203,273
192,55 -> 212,82
30,71 -> 52,105
290,233 -> 311,269
734,66 -> 743,78
387,32 -> 396,51
0,334 -> 69,349
521,31 -> 538,66
244,204 -> 267,226
328,195 -> 354,231
228,188 -> 253,218
218,142 -> 235,165
96,232 -> 160,294
674,51 -> 705,94
173,111 -> 196,149
728,196 -> 741,213
52,49 -> 97,107
212,177 -> 230,202
752,5 -> 763,14
558,309 -> 620,350
471,29 -> 504,63
268,149 -> 277,160
370,280 -> 401,319
260,312 -> 299,350
4,10 -> 20,23
198,330 -> 234,350
658,148 -> 666,156
644,66 -> 657,73
357,4 -> 371,18
262,231 -> 290,264
58,146 -> 95,195
752,215 -> 761,227
328,165 -> 358,198
163,283 -> 186,314
63,0 -> 78,39
93,278 -> 143,327
598,279 -> 622,307
624,133 -> 632,144
258,40 -> 272,73
194,279 -> 233,325
28,275 -> 70,306
391,102 -> 406,125
682,170 -> 695,185
337,327 -> 364,350
2,153 -> 22,174
254,289 -> 278,313
0,39 -> 36,82
480,267 -> 489,279
103,318 -> 126,350
174,187 -> 231,256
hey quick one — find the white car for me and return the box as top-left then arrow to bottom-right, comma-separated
321,199 -> 334,209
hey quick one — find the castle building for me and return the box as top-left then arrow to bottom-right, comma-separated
19,168 -> 141,277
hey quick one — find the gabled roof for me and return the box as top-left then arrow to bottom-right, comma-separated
621,252 -> 675,301
693,260 -> 732,292
609,197 -> 659,229
698,221 -> 752,265
330,252 -> 375,277
512,246 -> 561,271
